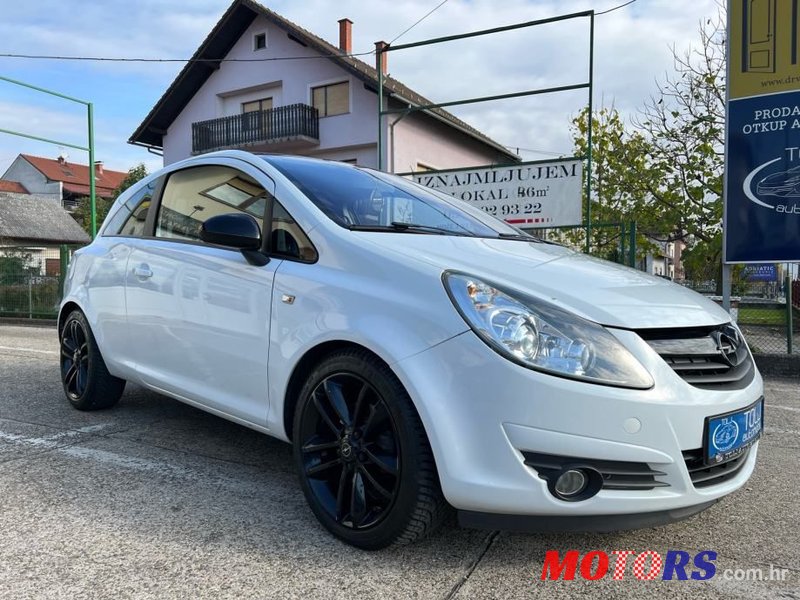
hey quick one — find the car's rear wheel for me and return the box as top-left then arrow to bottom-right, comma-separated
293,349 -> 448,549
60,310 -> 125,410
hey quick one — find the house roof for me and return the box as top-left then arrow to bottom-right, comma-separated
0,194 -> 91,244
19,154 -> 127,198
0,180 -> 28,194
129,0 -> 518,162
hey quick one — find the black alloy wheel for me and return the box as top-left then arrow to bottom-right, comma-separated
59,310 -> 125,410
299,373 -> 400,530
293,349 -> 448,549
61,317 -> 89,400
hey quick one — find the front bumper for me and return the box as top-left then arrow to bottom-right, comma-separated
458,500 -> 718,532
393,327 -> 763,519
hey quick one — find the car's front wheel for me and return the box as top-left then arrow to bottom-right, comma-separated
60,310 -> 125,410
293,349 -> 448,549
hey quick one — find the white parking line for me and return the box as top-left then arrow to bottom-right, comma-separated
59,446 -> 195,479
0,345 -> 58,355
0,424 -> 109,449
0,424 -> 259,494
767,405 -> 800,413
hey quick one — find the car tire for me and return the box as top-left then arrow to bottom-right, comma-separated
293,348 -> 449,549
59,310 -> 125,411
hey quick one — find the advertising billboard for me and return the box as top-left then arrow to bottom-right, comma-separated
743,263 -> 778,281
724,0 -> 800,262
411,159 -> 583,228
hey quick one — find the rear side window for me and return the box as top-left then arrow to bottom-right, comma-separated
156,166 -> 269,242
103,180 -> 156,237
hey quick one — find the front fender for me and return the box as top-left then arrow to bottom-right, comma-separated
265,255 -> 467,439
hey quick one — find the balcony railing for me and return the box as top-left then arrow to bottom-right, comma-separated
192,103 -> 319,154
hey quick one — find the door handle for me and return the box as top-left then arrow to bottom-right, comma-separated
133,264 -> 153,279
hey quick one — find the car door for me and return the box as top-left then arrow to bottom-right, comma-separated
125,158 -> 279,426
85,176 -> 160,380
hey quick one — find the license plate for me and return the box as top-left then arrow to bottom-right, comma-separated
704,398 -> 763,464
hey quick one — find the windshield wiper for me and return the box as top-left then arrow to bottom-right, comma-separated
496,232 -> 562,245
347,222 -> 471,236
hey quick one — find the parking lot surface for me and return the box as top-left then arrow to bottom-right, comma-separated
0,324 -> 798,599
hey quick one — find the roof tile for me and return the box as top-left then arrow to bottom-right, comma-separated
0,193 -> 91,244
20,154 -> 126,198
0,180 -> 28,194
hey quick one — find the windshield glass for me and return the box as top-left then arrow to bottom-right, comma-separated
263,155 -> 530,238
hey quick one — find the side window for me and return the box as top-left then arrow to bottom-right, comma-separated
156,166 -> 269,242
271,200 -> 317,262
103,180 -> 156,237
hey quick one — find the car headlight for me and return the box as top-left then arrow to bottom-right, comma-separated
443,272 -> 654,389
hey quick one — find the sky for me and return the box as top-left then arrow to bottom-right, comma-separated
0,0 -> 720,176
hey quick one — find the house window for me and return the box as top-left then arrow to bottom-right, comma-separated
242,98 -> 273,113
242,98 -> 273,136
312,82 -> 349,117
253,32 -> 267,51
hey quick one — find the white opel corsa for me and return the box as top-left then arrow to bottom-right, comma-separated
59,151 -> 763,549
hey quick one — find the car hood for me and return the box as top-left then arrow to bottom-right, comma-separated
354,233 -> 730,329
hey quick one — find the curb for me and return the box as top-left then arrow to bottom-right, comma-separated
0,317 -> 57,328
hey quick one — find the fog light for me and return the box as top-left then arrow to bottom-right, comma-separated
554,469 -> 588,497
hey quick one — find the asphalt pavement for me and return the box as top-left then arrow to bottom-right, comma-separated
0,324 -> 798,599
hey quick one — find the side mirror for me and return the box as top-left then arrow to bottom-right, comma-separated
200,213 -> 269,266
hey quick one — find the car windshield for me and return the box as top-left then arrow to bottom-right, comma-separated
263,155 -> 533,239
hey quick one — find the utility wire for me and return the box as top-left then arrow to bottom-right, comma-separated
389,0 -> 450,45
0,51 -> 374,63
0,0 -> 633,64
506,145 -> 570,157
596,0 -> 637,16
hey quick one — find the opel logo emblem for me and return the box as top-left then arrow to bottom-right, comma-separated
340,442 -> 352,459
712,325 -> 742,367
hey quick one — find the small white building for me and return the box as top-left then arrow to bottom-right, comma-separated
643,239 -> 685,280
129,0 -> 518,172
1,154 -> 126,211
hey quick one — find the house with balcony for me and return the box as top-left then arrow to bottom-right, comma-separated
129,0 -> 518,172
0,154 -> 126,211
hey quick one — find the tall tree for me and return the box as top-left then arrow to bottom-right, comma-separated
73,163 -> 148,235
636,7 -> 726,278
570,106 -> 662,259
570,8 -> 726,278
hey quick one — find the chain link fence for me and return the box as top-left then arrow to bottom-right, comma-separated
0,245 -> 81,320
676,263 -> 798,355
1,242 -> 796,356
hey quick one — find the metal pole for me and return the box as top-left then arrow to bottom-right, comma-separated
0,128 -> 88,151
28,275 -> 32,319
629,220 -> 636,268
722,264 -> 732,311
0,75 -> 89,105
59,245 -> 68,299
787,273 -> 794,355
377,48 -> 384,172
88,103 -> 97,238
585,12 -> 595,254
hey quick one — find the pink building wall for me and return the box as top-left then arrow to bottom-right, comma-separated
163,14 -> 513,173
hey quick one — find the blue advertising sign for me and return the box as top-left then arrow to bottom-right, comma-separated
743,263 -> 777,281
724,90 -> 800,262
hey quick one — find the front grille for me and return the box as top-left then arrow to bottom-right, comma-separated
522,452 -> 669,491
683,448 -> 750,488
639,324 -> 755,390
